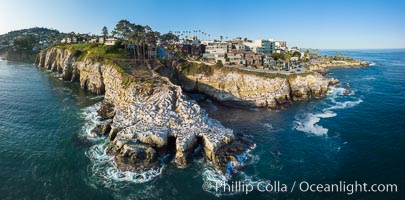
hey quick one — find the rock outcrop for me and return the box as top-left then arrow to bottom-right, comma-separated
159,61 -> 339,108
306,60 -> 369,72
0,48 -> 37,63
36,47 -> 252,175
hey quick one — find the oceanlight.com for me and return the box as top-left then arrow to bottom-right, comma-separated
204,180 -> 398,195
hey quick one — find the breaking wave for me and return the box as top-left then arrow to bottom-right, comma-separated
80,103 -> 102,140
294,86 -> 363,136
201,149 -> 259,197
80,104 -> 164,188
295,110 -> 336,136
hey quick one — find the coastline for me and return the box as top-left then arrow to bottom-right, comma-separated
9,45 -> 371,184
305,59 -> 369,72
0,48 -> 37,63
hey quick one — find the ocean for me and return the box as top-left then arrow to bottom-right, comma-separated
0,49 -> 404,199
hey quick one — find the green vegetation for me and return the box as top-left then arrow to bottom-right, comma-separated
56,43 -> 129,60
180,61 -> 214,76
13,35 -> 36,52
180,60 -> 290,79
215,60 -> 224,67
218,66 -> 288,79
271,53 -> 285,60
54,43 -> 155,89
102,26 -> 109,38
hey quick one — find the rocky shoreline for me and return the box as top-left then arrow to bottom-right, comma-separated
306,60 -> 369,72
35,46 -> 350,179
158,60 -> 340,109
36,47 -> 254,177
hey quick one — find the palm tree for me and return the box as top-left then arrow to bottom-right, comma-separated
220,35 -> 223,42
285,51 -> 292,70
342,53 -> 347,60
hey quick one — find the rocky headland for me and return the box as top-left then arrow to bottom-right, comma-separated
35,46 -> 345,178
36,47 -> 254,176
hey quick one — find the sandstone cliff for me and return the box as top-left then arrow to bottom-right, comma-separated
0,48 -> 37,63
36,47 -> 253,175
158,61 -> 339,109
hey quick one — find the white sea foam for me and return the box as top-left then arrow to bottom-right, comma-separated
294,86 -> 362,136
201,149 -> 259,196
363,76 -> 376,80
202,166 -> 262,197
328,99 -> 363,110
368,62 -> 376,66
81,104 -> 164,188
263,123 -> 273,129
295,110 -> 337,136
80,103 -> 102,140
86,142 -> 164,188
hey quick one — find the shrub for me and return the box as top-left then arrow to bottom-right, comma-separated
216,60 -> 224,67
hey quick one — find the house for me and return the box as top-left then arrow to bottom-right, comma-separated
273,40 -> 287,52
227,52 -> 245,65
89,38 -> 98,43
104,38 -> 116,46
263,55 -> 276,68
175,44 -> 206,56
244,52 -> 263,66
243,40 -> 273,54
202,53 -> 226,64
98,37 -> 105,44
205,42 -> 228,54
234,44 -> 249,51
202,42 -> 229,63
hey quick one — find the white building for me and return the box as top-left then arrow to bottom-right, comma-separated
104,38 -> 116,46
89,38 -> 98,43
243,40 -> 273,54
98,37 -> 105,44
205,42 -> 228,54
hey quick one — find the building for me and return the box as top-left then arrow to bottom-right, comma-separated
234,43 -> 250,51
273,40 -> 287,52
244,40 -> 272,54
89,38 -> 98,43
202,52 -> 226,64
175,44 -> 206,56
104,38 -> 116,46
202,42 -> 228,63
205,42 -> 228,54
227,52 -> 245,65
244,52 -> 263,66
98,37 -> 105,44
263,55 -> 276,68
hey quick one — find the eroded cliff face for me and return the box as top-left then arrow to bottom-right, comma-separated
36,47 -> 252,175
161,61 -> 338,108
0,48 -> 37,63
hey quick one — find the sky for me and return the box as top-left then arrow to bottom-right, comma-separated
0,0 -> 404,49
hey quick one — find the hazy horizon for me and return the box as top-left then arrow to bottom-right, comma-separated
1,0 -> 404,49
